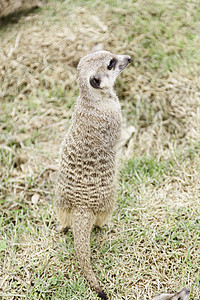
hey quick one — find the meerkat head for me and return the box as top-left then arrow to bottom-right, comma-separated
152,287 -> 190,300
77,50 -> 131,98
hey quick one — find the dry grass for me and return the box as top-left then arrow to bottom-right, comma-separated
0,0 -> 200,299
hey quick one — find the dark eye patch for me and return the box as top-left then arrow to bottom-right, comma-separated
107,58 -> 116,70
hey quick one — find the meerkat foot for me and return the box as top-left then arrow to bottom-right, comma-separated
94,225 -> 103,230
56,225 -> 70,233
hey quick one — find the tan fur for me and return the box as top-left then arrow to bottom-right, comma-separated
0,0 -> 45,17
152,287 -> 190,300
55,50 -> 131,299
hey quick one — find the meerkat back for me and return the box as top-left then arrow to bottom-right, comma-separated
55,50 -> 131,299
152,287 -> 190,300
0,0 -> 45,17
0,0 -> 21,17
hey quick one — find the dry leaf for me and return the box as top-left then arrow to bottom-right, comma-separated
31,193 -> 40,205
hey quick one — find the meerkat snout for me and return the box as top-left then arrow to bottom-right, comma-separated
117,55 -> 131,71
152,287 -> 190,300
55,50 -> 131,299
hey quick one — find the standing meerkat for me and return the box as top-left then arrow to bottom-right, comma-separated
55,50 -> 131,299
152,287 -> 190,300
0,0 -> 45,18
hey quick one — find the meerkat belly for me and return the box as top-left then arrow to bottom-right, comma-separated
57,149 -> 117,211
56,105 -> 122,213
57,136 -> 119,212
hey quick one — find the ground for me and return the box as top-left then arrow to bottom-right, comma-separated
0,0 -> 200,299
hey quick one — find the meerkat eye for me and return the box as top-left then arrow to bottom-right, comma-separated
107,58 -> 116,70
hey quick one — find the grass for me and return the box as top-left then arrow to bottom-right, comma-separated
1,142 -> 199,299
0,0 -> 200,299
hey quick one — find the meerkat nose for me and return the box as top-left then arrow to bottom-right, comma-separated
127,56 -> 131,63
184,287 -> 190,294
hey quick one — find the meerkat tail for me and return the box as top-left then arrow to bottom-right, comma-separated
72,209 -> 108,300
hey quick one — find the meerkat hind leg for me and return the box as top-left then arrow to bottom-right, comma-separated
95,212 -> 112,228
55,209 -> 72,233
56,224 -> 70,233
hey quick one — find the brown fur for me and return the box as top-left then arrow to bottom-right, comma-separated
0,0 -> 45,17
152,287 -> 190,300
55,50 -> 131,299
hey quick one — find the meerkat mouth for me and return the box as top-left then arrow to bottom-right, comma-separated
119,56 -> 131,71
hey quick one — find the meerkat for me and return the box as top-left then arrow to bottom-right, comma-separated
55,50 -> 131,299
0,0 -> 45,18
152,287 -> 190,300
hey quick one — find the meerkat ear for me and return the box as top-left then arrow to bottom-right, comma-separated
89,75 -> 101,89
